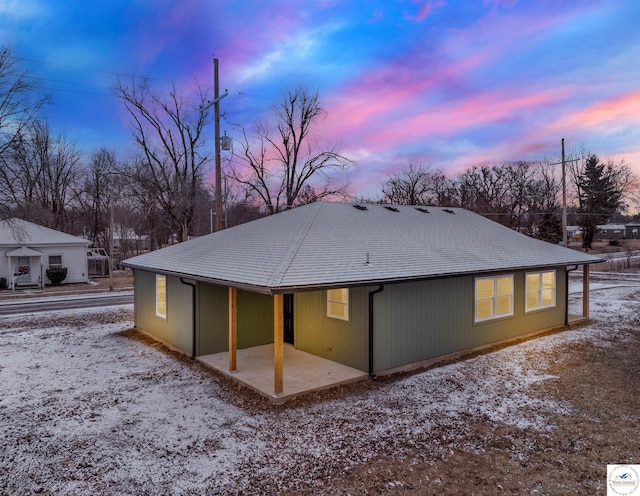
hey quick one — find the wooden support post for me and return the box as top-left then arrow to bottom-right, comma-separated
274,294 -> 284,395
229,287 -> 237,371
583,264 -> 590,318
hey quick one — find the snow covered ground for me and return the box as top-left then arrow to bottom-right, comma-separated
1,279 -> 639,494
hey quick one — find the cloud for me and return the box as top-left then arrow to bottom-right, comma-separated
328,85 -> 568,156
404,0 -> 446,22
483,0 -> 518,8
0,0 -> 42,21
547,91 -> 640,135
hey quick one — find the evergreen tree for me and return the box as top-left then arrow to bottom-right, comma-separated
577,154 -> 623,249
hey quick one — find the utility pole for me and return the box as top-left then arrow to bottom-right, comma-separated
214,57 -> 223,232
561,138 -> 567,248
109,194 -> 114,291
549,138 -> 579,248
201,57 -> 228,232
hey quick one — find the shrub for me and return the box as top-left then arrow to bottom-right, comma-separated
46,267 -> 68,286
0,278 -> 6,290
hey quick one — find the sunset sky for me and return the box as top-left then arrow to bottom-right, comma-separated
1,0 -> 639,197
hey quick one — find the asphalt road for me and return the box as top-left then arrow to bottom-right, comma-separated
0,291 -> 134,316
0,272 -> 636,317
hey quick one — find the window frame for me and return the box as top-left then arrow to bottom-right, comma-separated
156,274 -> 167,319
16,256 -> 31,275
48,254 -> 63,269
474,274 -> 514,323
525,269 -> 556,313
327,288 -> 349,321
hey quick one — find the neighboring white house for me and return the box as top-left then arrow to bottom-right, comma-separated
113,226 -> 150,253
0,218 -> 90,289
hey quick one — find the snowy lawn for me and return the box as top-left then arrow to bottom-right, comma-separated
1,282 -> 639,495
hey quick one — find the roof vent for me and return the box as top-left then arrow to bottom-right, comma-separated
442,209 -> 455,214
415,207 -> 430,213
384,206 -> 399,212
353,204 -> 368,211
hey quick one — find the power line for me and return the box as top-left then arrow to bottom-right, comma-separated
10,55 -> 213,105
23,74 -> 110,90
21,75 -> 113,98
30,84 -> 113,98
9,55 -> 173,84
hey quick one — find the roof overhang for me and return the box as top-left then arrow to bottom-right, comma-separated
124,258 -> 605,296
122,262 -> 277,295
5,246 -> 44,257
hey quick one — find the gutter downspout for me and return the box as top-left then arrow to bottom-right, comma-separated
180,278 -> 197,359
566,265 -> 579,326
368,284 -> 385,380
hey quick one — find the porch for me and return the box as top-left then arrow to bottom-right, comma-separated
198,343 -> 368,404
567,264 -> 592,325
6,247 -> 45,290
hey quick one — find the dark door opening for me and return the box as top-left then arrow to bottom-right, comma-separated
283,294 -> 294,345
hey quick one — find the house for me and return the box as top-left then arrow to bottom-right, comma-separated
596,224 -> 626,240
566,225 -> 582,240
122,203 -> 603,401
625,222 -> 640,239
113,226 -> 150,255
0,218 -> 90,289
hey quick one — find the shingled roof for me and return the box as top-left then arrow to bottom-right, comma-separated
0,218 -> 89,246
122,202 -> 603,294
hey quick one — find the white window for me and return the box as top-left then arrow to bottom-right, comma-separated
48,255 -> 63,269
156,274 -> 167,319
327,288 -> 349,321
526,270 -> 556,312
475,275 -> 514,323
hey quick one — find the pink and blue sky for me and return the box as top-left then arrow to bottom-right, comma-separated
1,0 -> 639,197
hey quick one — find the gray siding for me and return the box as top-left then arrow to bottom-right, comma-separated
373,268 -> 567,372
133,266 -> 568,373
294,287 -> 369,371
134,269 -> 194,354
197,282 -> 274,355
197,282 -> 228,354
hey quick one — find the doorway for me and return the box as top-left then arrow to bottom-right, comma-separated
16,256 -> 31,285
283,294 -> 294,344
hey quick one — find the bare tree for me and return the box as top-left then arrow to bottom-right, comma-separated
112,78 -> 212,241
0,120 -> 80,230
0,47 -> 50,219
454,162 -> 561,237
230,87 -> 354,214
380,162 -> 432,205
73,148 -> 117,246
217,179 -> 265,228
429,169 -> 459,206
378,160 -> 563,241
0,47 -> 49,157
120,155 -> 180,249
380,162 -> 456,206
456,164 -> 511,224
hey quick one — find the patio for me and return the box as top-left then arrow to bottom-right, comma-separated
198,344 -> 368,404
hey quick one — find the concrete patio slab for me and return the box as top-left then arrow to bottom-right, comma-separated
198,344 -> 368,403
